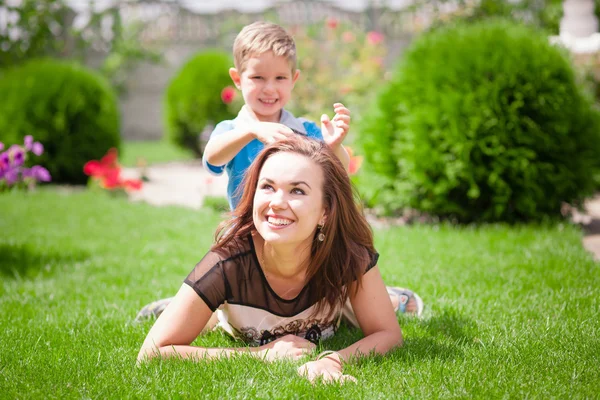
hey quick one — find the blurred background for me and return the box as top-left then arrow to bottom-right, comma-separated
2,0 -> 600,225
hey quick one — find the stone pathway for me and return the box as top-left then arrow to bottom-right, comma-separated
575,194 -> 600,261
122,162 -> 600,261
122,161 -> 228,210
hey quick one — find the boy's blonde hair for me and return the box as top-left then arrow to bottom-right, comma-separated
233,21 -> 297,72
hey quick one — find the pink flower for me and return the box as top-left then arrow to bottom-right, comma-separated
21,168 -> 33,179
12,147 -> 25,167
221,86 -> 236,104
24,135 -> 33,150
366,31 -> 384,45
3,168 -> 18,185
326,17 -> 338,29
342,31 -> 355,43
0,142 -> 4,152
32,141 -> 44,156
0,137 -> 52,188
31,165 -> 51,182
0,152 -> 9,170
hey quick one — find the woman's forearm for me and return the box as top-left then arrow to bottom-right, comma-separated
296,329 -> 402,382
137,344 -> 262,363
337,328 -> 403,362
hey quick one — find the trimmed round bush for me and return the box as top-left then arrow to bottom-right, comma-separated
0,59 -> 120,184
357,19 -> 600,222
164,50 -> 236,156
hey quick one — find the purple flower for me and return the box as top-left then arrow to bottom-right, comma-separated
32,142 -> 44,156
3,168 -> 18,185
21,168 -> 33,178
24,135 -> 33,151
31,165 -> 51,182
0,142 -> 4,151
0,152 -> 9,168
12,148 -> 25,167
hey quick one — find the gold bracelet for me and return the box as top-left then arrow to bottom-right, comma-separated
315,350 -> 344,366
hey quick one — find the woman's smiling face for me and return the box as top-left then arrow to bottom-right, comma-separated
253,151 -> 325,247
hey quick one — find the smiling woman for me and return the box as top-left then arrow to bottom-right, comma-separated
138,137 -> 413,383
253,151 -> 326,249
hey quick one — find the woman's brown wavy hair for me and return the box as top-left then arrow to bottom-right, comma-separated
212,136 -> 376,320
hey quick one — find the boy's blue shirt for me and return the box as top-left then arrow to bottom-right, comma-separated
202,107 -> 323,210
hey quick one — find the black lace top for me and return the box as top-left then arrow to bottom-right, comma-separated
184,235 -> 378,346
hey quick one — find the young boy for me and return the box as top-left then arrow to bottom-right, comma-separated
135,21 -> 423,320
202,21 -> 351,210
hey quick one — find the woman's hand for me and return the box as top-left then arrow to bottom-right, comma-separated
297,354 -> 358,384
258,334 -> 315,361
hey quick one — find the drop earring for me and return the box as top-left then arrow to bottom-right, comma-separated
317,224 -> 325,242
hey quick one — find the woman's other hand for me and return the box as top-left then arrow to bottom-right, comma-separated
258,334 -> 315,361
297,353 -> 357,384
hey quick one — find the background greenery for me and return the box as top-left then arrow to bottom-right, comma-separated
120,140 -> 195,167
356,19 -> 600,222
287,19 -> 387,123
2,5 -> 600,396
164,50 -> 237,156
0,59 -> 121,184
0,0 -> 162,94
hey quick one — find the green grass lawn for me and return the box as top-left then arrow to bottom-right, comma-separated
120,140 -> 195,167
1,189 -> 598,398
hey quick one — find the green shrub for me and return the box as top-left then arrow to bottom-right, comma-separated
0,59 -> 120,184
426,0 -> 565,35
357,19 -> 600,222
164,50 -> 236,156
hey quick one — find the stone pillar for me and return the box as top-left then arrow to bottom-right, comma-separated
560,0 -> 598,38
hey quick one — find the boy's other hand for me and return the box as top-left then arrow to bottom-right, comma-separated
251,122 -> 294,145
321,102 -> 351,149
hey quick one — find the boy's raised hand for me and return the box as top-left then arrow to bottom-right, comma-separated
251,122 -> 295,145
321,103 -> 351,150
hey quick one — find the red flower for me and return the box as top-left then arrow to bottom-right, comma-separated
83,160 -> 100,176
102,174 -> 121,189
326,17 -> 338,29
366,31 -> 384,45
124,179 -> 143,191
100,147 -> 118,166
221,86 -> 236,104
345,146 -> 363,176
83,148 -> 143,192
